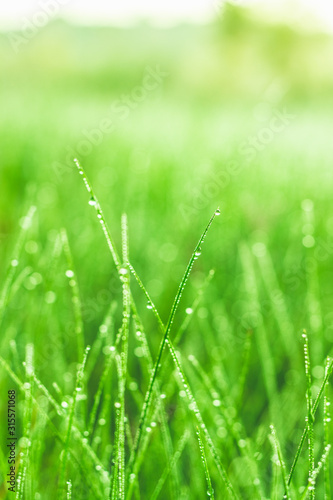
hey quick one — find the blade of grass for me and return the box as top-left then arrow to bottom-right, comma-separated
300,445 -> 331,500
127,257 -> 238,499
324,357 -> 331,499
196,426 -> 215,499
303,331 -> 314,499
287,355 -> 333,487
0,206 -> 36,328
128,209 -> 219,471
58,346 -> 91,499
61,229 -> 85,361
75,160 -> 177,495
269,425 -> 290,500
150,431 -> 189,500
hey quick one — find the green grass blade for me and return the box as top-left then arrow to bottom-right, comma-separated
269,425 -> 290,500
196,426 -> 215,499
303,331 -> 314,499
128,209 -> 220,473
61,228 -> 85,361
287,355 -> 333,487
150,431 -> 189,500
324,357 -> 331,499
58,346 -> 91,499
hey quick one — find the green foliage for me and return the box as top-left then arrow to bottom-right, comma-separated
1,15 -> 333,500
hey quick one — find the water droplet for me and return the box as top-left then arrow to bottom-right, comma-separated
11,259 -> 19,267
215,208 -> 221,216
136,330 -> 142,337
114,402 -> 121,408
151,421 -> 157,427
213,399 -> 221,407
65,270 -> 74,278
129,381 -> 138,391
95,465 -> 102,471
146,302 -> 153,310
134,347 -> 144,358
301,199 -> 314,212
186,307 -> 193,315
119,267 -> 128,275
61,401 -> 69,409
45,291 -> 56,304
146,426 -> 152,433
99,324 -> 107,335
160,393 -> 166,399
303,235 -> 315,248
194,248 -> 202,259
99,418 -> 106,426
76,387 -> 82,392
89,197 -> 96,206
129,473 -> 136,482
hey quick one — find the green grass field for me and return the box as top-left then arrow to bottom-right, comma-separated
1,8 -> 333,499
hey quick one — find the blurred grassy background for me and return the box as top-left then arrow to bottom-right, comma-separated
1,4 -> 333,497
1,6 -> 333,336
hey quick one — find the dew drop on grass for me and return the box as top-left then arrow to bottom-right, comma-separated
98,418 -> 106,426
136,331 -> 142,337
95,465 -> 102,471
99,324 -> 107,334
186,307 -> 193,315
83,431 -> 89,437
194,248 -> 202,259
45,291 -> 56,304
119,267 -> 128,275
129,473 -> 136,483
146,301 -> 153,310
114,402 -> 121,408
160,393 -> 166,399
134,347 -> 144,357
76,387 -> 82,392
89,197 -> 96,206
215,208 -> 221,216
11,259 -> 19,267
65,270 -> 74,278
61,401 -> 69,409
212,399 -> 221,407
301,199 -> 314,212
151,421 -> 157,427
146,427 -> 152,433
303,235 -> 315,248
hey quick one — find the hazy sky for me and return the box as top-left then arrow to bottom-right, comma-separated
0,0 -> 332,31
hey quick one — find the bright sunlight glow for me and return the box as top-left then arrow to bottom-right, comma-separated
0,0 -> 332,32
